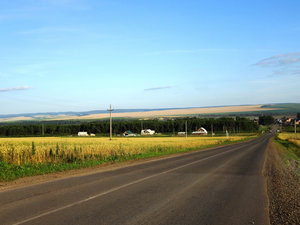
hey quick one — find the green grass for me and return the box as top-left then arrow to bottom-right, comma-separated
274,136 -> 300,174
0,137 -> 251,182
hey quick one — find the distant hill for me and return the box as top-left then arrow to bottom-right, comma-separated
0,103 -> 299,122
261,103 -> 300,113
0,108 -> 188,119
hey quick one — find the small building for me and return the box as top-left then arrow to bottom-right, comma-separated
78,131 -> 89,137
286,118 -> 292,123
141,129 -> 155,136
90,133 -> 96,137
192,127 -> 208,135
123,130 -> 137,137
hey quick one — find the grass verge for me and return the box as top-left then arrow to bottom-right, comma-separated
274,136 -> 300,173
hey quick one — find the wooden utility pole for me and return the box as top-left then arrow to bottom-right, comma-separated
185,120 -> 188,138
172,119 -> 175,136
295,119 -> 297,139
107,104 -> 114,140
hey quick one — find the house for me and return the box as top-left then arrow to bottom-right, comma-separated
285,118 -> 293,125
90,133 -> 96,137
78,132 -> 89,137
123,130 -> 137,137
293,119 -> 300,125
141,129 -> 155,135
192,127 -> 208,135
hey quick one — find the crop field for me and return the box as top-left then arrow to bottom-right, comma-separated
0,104 -> 279,122
0,135 -> 255,181
277,133 -> 300,147
0,136 -> 253,165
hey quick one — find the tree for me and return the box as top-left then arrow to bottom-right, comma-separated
259,115 -> 274,125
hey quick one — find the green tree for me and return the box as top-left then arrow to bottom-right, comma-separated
259,115 -> 274,125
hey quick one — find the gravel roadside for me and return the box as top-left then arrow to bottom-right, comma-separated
266,139 -> 300,225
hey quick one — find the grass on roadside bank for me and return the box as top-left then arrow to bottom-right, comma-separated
268,134 -> 300,225
274,133 -> 300,173
0,135 -> 255,182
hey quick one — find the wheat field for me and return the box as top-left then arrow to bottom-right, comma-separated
277,133 -> 300,147
0,105 -> 277,122
0,136 -> 251,165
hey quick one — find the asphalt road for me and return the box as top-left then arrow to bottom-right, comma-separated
0,135 -> 271,225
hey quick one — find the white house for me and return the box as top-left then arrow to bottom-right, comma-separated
192,127 -> 208,135
78,132 -> 89,137
123,130 -> 137,137
141,129 -> 155,135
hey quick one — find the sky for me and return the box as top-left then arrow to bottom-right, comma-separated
0,0 -> 300,114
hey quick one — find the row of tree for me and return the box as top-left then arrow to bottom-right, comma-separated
0,117 -> 259,137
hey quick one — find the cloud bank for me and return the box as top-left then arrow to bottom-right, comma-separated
0,86 -> 32,92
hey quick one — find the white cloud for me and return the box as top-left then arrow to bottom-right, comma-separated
254,52 -> 300,77
144,86 -> 172,91
254,52 -> 300,67
0,86 -> 32,92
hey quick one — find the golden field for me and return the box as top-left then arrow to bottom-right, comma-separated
277,133 -> 300,147
77,105 -> 275,120
0,136 -> 252,165
0,105 -> 278,122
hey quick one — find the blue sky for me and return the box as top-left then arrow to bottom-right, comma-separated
1,0 -> 300,114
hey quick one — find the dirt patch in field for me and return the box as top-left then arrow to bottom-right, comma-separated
265,140 -> 300,225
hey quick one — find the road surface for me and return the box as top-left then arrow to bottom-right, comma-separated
0,135 -> 271,225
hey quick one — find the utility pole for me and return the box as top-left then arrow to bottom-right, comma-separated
211,124 -> 214,137
172,119 -> 175,136
295,119 -> 297,139
107,104 -> 114,140
185,120 -> 188,138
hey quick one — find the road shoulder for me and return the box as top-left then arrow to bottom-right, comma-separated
265,139 -> 300,225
